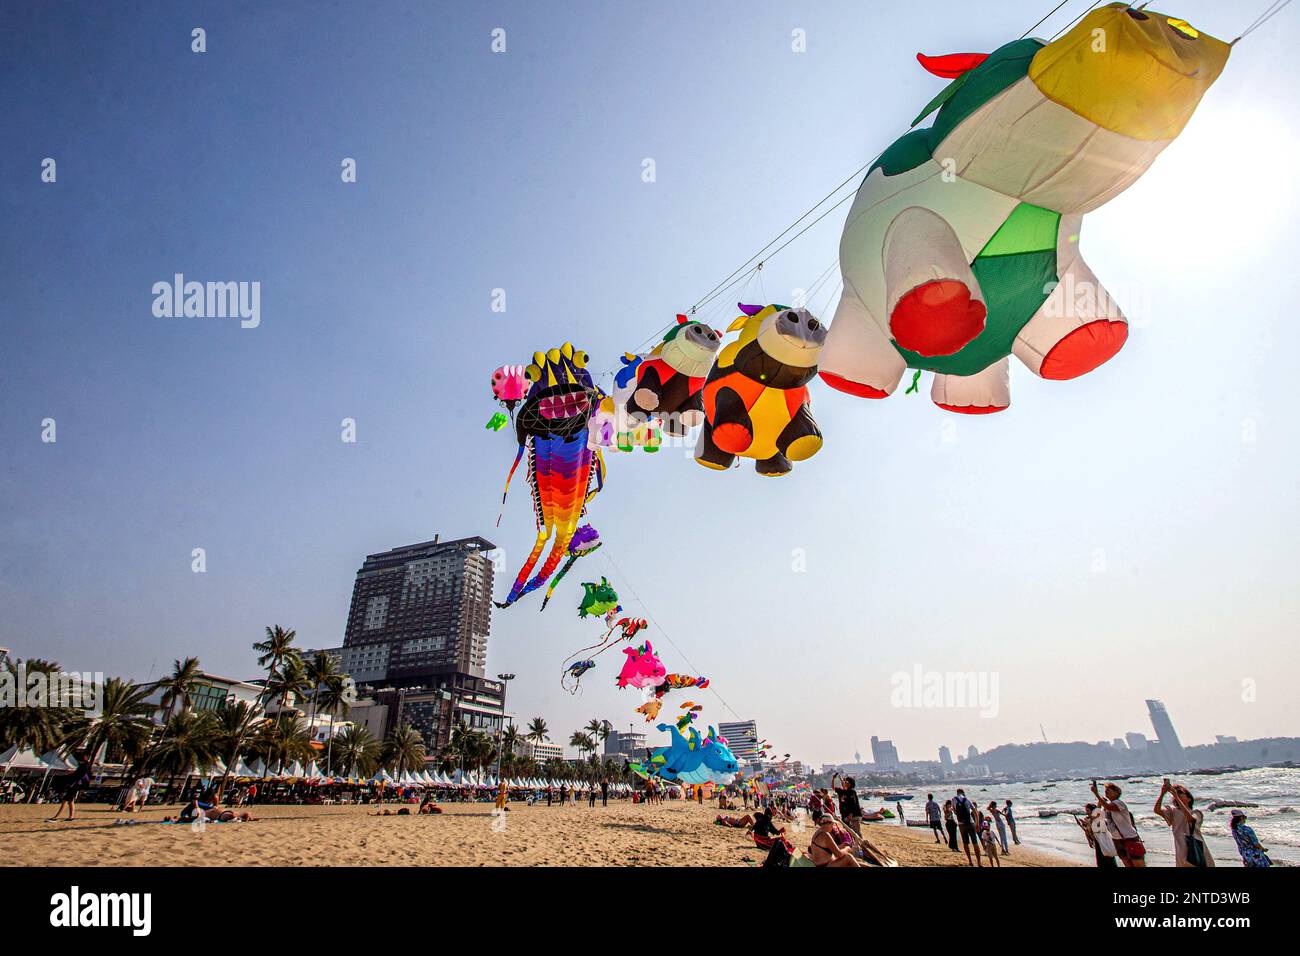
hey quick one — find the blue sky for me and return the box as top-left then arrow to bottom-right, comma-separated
2,1 -> 1297,767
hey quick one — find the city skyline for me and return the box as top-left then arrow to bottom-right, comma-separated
3,1 -> 1297,768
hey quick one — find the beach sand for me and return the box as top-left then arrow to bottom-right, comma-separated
0,800 -> 1076,867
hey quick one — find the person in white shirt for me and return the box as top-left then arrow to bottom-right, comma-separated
1091,780 -> 1146,867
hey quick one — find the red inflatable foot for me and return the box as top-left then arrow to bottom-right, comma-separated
819,371 -> 890,398
1039,319 -> 1128,380
891,279 -> 986,356
936,402 -> 1008,415
712,422 -> 753,455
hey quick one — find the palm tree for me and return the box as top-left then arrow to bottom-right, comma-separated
500,724 -> 522,767
569,731 -> 596,761
211,700 -> 264,799
449,720 -> 475,774
304,651 -> 341,731
0,658 -> 78,753
264,654 -> 311,713
315,673 -> 353,774
252,625 -> 299,705
333,724 -> 382,778
382,724 -> 427,778
64,677 -> 156,766
152,709 -> 219,802
526,716 -> 549,746
155,657 -> 203,719
251,713 -> 315,779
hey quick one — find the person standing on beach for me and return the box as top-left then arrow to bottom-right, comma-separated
925,794 -> 943,843
831,773 -> 864,838
495,778 -> 509,812
560,783 -> 568,806
1004,800 -> 1020,845
1091,781 -> 1145,868
1155,780 -> 1213,868
46,750 -> 92,822
943,799 -> 959,851
589,785 -> 597,807
1229,809 -> 1271,867
601,777 -> 609,807
988,801 -> 1010,855
953,789 -> 982,866
1076,803 -> 1118,868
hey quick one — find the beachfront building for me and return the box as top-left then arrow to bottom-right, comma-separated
603,730 -> 647,759
144,671 -> 264,717
308,534 -> 503,753
717,720 -> 760,769
517,740 -> 563,763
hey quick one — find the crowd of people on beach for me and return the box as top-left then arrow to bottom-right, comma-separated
1074,778 -> 1271,868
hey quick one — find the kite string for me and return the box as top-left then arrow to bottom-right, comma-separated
1234,0 -> 1291,41
598,547 -> 746,723
603,0 -> 1097,379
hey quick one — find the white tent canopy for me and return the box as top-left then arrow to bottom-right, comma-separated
0,745 -> 50,771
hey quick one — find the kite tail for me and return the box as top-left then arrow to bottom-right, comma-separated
496,444 -> 526,528
539,541 -> 601,611
495,530 -> 547,608
516,524 -> 576,601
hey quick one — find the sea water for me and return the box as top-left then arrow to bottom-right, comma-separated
865,766 -> 1299,866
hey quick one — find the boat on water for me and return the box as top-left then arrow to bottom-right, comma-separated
883,793 -> 913,802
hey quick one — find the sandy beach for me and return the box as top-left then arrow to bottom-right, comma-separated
0,800 -> 1075,867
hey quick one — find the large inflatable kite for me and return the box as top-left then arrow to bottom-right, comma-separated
696,303 -> 826,476
625,315 -> 722,436
819,4 -> 1230,413
496,344 -> 605,608
616,641 -> 667,690
638,723 -> 740,785
577,577 -> 620,619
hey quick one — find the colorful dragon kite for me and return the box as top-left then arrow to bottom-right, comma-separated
495,343 -> 605,608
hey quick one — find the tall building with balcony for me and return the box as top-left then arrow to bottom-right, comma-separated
342,535 -> 495,683
315,534 -> 501,753
717,720 -> 760,768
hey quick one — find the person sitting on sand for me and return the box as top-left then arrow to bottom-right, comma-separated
419,793 -> 443,815
809,812 -> 865,867
174,800 -> 254,823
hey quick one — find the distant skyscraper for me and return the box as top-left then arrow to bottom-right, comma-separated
1125,732 -> 1149,750
1146,699 -> 1188,769
967,744 -> 979,761
938,746 -> 953,767
870,735 -> 900,767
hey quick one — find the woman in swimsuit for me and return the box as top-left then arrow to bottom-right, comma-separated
809,812 -> 865,867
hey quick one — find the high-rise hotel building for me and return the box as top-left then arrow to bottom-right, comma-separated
341,535 -> 495,684
315,535 -> 503,753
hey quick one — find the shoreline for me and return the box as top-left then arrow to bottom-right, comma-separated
0,801 -> 1079,867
